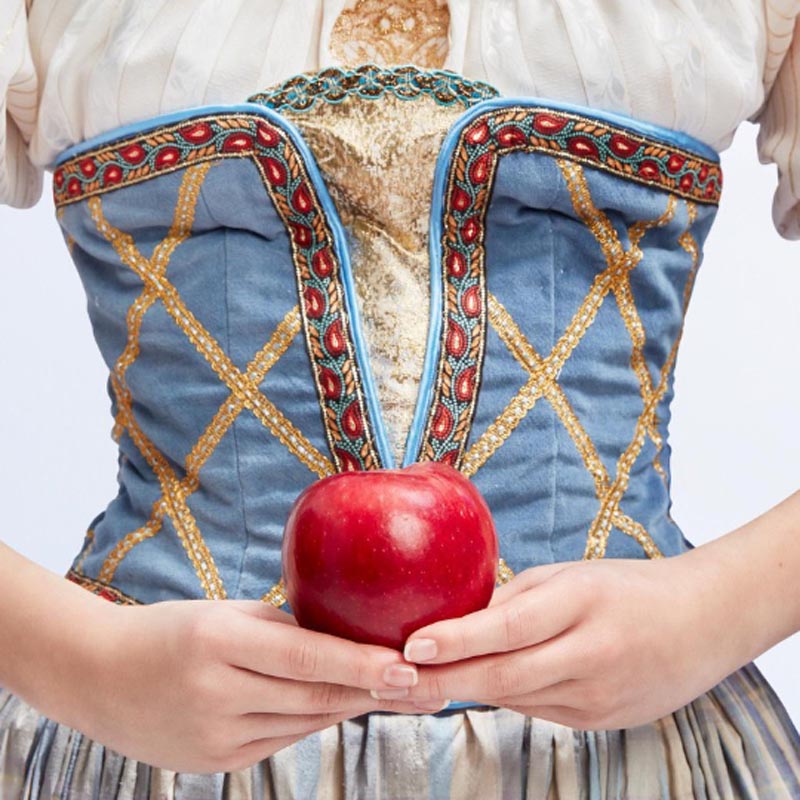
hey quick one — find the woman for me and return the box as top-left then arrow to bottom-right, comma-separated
1,1 -> 800,797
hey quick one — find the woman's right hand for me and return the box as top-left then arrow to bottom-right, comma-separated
66,597 -> 445,773
0,542 -> 444,775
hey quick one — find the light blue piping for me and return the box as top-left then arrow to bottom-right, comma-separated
55,101 -> 395,469
400,113 -> 451,467
444,700 -> 486,711
400,93 -> 720,466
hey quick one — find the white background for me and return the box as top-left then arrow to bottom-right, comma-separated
1,122 -> 799,731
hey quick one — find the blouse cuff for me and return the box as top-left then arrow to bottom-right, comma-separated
753,10 -> 800,240
0,0 -> 42,208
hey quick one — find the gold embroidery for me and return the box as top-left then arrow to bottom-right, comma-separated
478,293 -> 664,560
462,233 -> 639,477
460,161 -> 699,560
100,308 -> 303,584
618,200 -> 680,491
496,557 -> 515,585
89,161 -> 331,596
330,0 -> 450,69
281,92 -> 467,465
56,208 -> 76,254
90,201 -> 333,480
262,577 -> 288,607
111,374 -> 227,598
92,165 -> 227,599
556,160 -> 687,559
73,528 -> 96,575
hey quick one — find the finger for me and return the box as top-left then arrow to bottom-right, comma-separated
474,678 -> 583,711
236,696 -> 451,742
488,562 -> 581,608
228,717 -> 351,771
237,711 -> 362,740
404,575 -> 582,664
225,600 -> 299,625
228,668 -> 382,714
406,642 -> 574,704
229,696 -> 451,771
227,615 -> 417,691
496,704 -> 589,729
227,668 -> 450,717
229,733 -> 310,771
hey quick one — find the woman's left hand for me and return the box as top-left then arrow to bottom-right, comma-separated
396,553 -> 753,730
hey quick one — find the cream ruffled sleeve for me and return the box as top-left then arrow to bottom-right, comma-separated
0,0 -> 40,208
753,2 -> 800,239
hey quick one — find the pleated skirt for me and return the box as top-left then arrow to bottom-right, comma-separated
1,659 -> 799,800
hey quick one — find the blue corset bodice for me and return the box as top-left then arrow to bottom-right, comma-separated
53,66 -> 721,626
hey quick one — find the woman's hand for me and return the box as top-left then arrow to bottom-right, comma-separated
26,594 -> 443,774
397,552 -> 763,731
2,543 -> 442,774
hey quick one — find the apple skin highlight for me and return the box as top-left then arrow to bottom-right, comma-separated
281,462 -> 499,651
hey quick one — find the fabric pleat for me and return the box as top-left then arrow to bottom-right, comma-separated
2,660 -> 799,799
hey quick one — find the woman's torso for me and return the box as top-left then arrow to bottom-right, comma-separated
33,0 -> 753,611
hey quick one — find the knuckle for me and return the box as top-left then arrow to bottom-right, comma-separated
310,681 -> 351,712
314,711 -> 342,731
591,630 -> 623,668
502,605 -> 528,650
350,656 -> 370,689
375,698 -> 416,714
488,660 -> 525,698
416,670 -> 446,702
184,608 -> 228,658
287,640 -> 320,679
186,665 -> 222,706
448,627 -> 469,660
572,568 -> 603,603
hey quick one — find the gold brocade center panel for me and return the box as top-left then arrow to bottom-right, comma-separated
282,93 -> 466,465
330,0 -> 451,69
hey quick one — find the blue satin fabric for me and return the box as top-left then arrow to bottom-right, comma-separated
54,76 -> 719,677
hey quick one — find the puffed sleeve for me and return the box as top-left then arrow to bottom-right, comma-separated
753,3 -> 800,239
0,0 -> 41,208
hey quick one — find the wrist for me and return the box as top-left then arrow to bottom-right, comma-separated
0,542 -> 120,728
674,491 -> 800,666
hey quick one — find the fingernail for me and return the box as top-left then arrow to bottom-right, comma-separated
370,688 -> 410,700
383,664 -> 418,688
414,699 -> 450,713
404,639 -> 437,663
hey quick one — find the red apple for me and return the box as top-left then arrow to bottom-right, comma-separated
281,461 -> 499,650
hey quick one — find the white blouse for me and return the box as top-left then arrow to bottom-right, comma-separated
2,0 -> 800,238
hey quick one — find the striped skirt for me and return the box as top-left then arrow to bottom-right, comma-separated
1,660 -> 799,799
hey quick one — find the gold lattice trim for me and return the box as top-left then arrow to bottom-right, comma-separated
262,578 -> 288,607
460,160 -> 702,560
496,557 -> 515,585
88,164 -> 331,597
